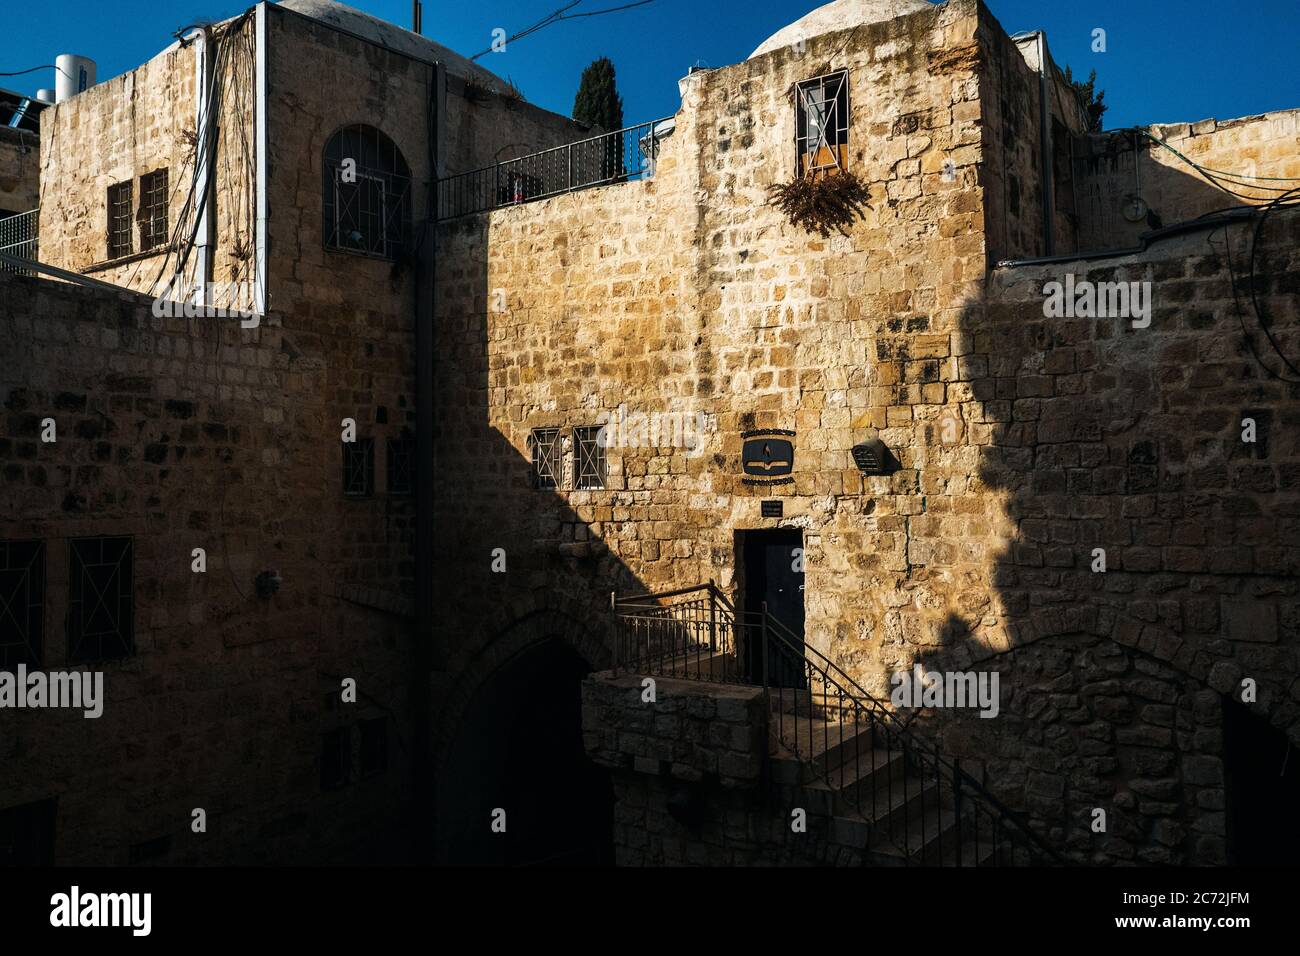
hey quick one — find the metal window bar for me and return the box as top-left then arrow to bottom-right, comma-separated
531,428 -> 561,490
574,426 -> 606,490
138,168 -> 169,252
0,539 -> 44,668
610,581 -> 1067,866
323,124 -> 411,261
387,438 -> 413,495
795,71 -> 849,176
437,117 -> 674,221
108,181 -> 133,259
67,536 -> 133,664
342,438 -> 374,497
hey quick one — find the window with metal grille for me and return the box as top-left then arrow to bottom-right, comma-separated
320,727 -> 351,791
0,798 -> 56,866
342,438 -> 374,497
575,425 -> 607,490
68,536 -> 133,664
795,72 -> 849,176
107,180 -> 133,259
137,168 -> 168,252
530,428 -> 561,490
387,437 -> 413,496
323,125 -> 411,260
360,717 -> 388,777
0,539 -> 44,669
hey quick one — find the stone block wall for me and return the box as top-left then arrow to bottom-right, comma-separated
0,127 -> 39,215
430,0 -> 990,675
433,0 -> 1300,865
1074,109 -> 1300,254
0,273 -> 414,864
582,673 -> 868,865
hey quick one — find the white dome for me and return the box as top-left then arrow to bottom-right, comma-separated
277,0 -> 509,88
749,0 -> 934,59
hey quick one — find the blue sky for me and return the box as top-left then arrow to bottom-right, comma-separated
3,0 -> 1298,129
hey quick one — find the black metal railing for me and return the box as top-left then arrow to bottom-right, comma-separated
611,582 -> 1066,866
0,208 -> 38,275
436,117 -> 673,221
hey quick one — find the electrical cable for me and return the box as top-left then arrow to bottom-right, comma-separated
0,64 -> 72,78
469,0 -> 655,59
1215,188 -> 1300,383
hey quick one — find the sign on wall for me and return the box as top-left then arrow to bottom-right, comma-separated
741,429 -> 795,487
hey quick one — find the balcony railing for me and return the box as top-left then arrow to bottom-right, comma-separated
0,208 -> 38,275
436,117 -> 674,221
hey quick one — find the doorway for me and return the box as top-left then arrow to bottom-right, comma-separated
738,528 -> 805,687
1223,695 -> 1300,865
437,639 -> 614,866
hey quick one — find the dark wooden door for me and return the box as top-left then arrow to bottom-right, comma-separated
742,529 -> 805,688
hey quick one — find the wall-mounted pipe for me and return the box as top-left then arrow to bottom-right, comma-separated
1035,32 -> 1056,257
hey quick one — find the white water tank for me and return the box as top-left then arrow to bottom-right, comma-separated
54,54 -> 96,103
35,89 -> 56,104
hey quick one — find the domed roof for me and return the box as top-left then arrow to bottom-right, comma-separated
277,0 -> 509,89
749,0 -> 934,59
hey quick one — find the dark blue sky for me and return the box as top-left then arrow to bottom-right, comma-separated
3,0 -> 1298,130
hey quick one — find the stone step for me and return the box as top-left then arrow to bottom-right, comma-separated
635,648 -> 737,680
831,761 -> 943,827
868,806 -> 977,865
769,713 -> 876,777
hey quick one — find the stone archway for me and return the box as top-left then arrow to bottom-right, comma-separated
432,609 -> 614,865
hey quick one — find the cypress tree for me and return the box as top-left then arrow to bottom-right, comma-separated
573,57 -> 624,132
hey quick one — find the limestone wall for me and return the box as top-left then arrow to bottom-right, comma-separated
0,127 -> 39,215
1074,110 -> 1300,254
431,0 -> 1300,865
37,34 -> 201,289
0,273 -> 414,864
430,0 -> 991,740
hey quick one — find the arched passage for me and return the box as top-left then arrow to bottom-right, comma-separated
436,637 -> 614,865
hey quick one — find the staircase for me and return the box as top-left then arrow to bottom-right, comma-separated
769,691 -> 1005,865
612,581 -> 1065,866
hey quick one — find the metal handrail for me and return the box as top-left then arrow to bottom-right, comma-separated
610,580 -> 1067,866
436,116 -> 673,221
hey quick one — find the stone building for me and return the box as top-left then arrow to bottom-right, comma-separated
2,0 -> 1298,867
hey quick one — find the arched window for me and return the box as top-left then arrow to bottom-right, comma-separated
323,124 -> 411,260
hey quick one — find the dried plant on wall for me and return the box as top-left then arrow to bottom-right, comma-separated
766,170 -> 871,237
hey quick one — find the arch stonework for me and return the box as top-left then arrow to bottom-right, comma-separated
917,602 -> 1300,749
431,593 -> 612,777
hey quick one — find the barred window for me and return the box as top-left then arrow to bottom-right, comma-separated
530,428 -> 561,490
575,426 -> 607,490
342,438 -> 375,497
796,71 -> 849,176
107,180 -> 133,259
0,539 -> 44,669
68,536 -> 134,664
323,125 -> 411,260
387,437 -> 413,496
138,168 -> 168,252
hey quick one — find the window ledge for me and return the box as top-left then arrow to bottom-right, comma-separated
85,244 -> 175,274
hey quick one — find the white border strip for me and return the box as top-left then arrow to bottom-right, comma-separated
254,1 -> 268,315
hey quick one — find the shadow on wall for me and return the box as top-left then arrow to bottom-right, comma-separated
427,213 -> 663,866
899,185 -> 1300,866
